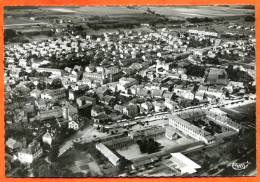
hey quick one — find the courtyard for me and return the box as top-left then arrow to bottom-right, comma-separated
116,133 -> 195,160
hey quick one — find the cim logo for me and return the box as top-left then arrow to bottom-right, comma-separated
232,161 -> 251,170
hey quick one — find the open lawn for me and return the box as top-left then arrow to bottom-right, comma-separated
116,144 -> 147,160
156,135 -> 195,151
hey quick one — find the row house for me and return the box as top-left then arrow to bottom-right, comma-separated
38,108 -> 62,121
41,88 -> 66,100
37,68 -> 62,77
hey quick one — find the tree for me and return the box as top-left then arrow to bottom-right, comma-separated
186,65 -> 205,77
117,157 -> 132,173
4,29 -> 17,42
38,165 -> 49,177
225,90 -> 230,98
14,164 -> 28,177
31,158 -> 49,177
244,15 -> 255,22
48,145 -> 59,162
137,138 -> 161,154
37,81 -> 46,90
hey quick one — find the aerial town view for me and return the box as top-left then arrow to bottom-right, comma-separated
3,5 -> 256,177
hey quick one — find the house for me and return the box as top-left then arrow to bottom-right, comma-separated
42,131 -> 55,145
197,85 -> 208,94
23,104 -> 36,116
165,127 -> 180,140
101,95 -> 116,106
17,141 -> 43,164
123,104 -> 139,117
174,86 -> 194,100
230,81 -> 244,89
91,105 -> 105,117
35,99 -> 47,110
151,89 -> 165,98
105,67 -> 124,82
62,102 -> 78,120
92,113 -> 110,124
5,138 -> 23,151
30,89 -> 42,99
195,92 -> 205,100
15,86 -> 31,96
95,87 -> 110,100
164,99 -> 178,110
18,59 -> 27,67
117,77 -> 138,92
163,91 -> 175,100
114,104 -> 123,113
76,96 -> 96,107
13,109 -> 28,123
141,102 -> 154,113
136,88 -> 150,98
153,101 -> 167,112
106,83 -> 118,92
68,74 -> 79,83
68,118 -> 84,130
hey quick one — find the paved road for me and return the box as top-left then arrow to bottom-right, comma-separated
59,98 -> 255,156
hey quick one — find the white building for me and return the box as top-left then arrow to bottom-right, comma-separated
17,141 -> 43,164
42,131 -> 53,145
96,143 -> 120,166
169,114 -> 214,144
170,153 -> 201,174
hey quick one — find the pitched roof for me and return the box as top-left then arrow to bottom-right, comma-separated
151,89 -> 165,97
96,143 -> 120,164
169,114 -> 210,136
6,138 -> 20,148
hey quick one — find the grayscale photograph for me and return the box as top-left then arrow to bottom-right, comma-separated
3,5 -> 256,177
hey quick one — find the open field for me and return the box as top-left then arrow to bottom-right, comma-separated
4,5 -> 255,25
47,8 -> 77,13
4,5 -> 255,45
232,102 -> 255,116
147,5 -> 254,19
221,102 -> 256,126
